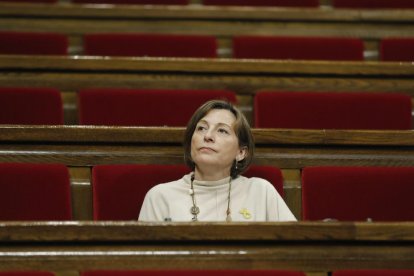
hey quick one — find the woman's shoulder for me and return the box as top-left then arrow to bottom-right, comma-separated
146,174 -> 189,197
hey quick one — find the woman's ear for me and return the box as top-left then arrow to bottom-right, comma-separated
236,146 -> 247,162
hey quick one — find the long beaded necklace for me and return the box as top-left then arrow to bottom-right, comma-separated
189,174 -> 232,222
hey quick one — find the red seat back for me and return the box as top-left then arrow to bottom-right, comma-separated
202,0 -> 318,7
78,88 -> 236,126
302,166 -> 414,221
233,36 -> 364,61
254,91 -> 412,130
380,38 -> 414,62
243,165 -> 284,196
333,0 -> 414,9
83,33 -> 217,58
333,271 -> 414,276
0,31 -> 68,55
0,163 -> 72,221
0,87 -> 64,125
92,164 -> 191,220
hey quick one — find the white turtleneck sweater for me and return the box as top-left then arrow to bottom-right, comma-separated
138,173 -> 297,222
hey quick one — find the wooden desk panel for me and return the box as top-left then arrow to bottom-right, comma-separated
0,222 -> 414,271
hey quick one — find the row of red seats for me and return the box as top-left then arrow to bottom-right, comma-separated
1,162 -> 414,221
1,31 -> 414,61
0,87 -> 412,129
1,0 -> 414,8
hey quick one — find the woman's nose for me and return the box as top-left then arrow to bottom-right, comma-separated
203,129 -> 214,142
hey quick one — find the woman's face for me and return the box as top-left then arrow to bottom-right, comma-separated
191,109 -> 246,177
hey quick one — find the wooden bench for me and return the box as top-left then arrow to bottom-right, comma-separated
0,221 -> 413,272
1,2 -> 414,58
1,55 -> 414,125
1,125 -> 413,220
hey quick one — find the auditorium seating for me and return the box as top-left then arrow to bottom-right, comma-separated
332,0 -> 414,9
243,165 -> 284,196
82,270 -> 307,276
83,33 -> 217,58
380,38 -> 414,62
0,87 -> 64,125
202,0 -> 319,7
332,270 -> 414,276
73,0 -> 188,4
78,88 -> 236,126
232,36 -> 364,61
0,31 -> 68,55
301,166 -> 414,221
92,164 -> 191,220
254,91 -> 412,130
0,163 -> 72,221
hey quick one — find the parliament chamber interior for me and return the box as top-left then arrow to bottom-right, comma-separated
1,0 -> 414,275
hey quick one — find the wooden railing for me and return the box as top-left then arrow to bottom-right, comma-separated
1,55 -> 414,125
1,125 -> 414,220
1,2 -> 414,57
0,221 -> 414,271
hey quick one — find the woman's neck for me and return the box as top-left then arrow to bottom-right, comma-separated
194,166 -> 231,181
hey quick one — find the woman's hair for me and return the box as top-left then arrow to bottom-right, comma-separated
183,100 -> 254,178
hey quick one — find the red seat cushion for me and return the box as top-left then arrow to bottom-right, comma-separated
380,38 -> 414,62
0,31 -> 68,55
333,271 -> 414,276
243,165 -> 284,196
333,0 -> 414,9
0,87 -> 64,125
78,88 -> 236,126
83,33 -> 217,57
254,91 -> 412,130
202,0 -> 318,7
0,163 -> 72,221
92,164 -> 191,220
302,166 -> 414,221
82,270 -> 306,276
233,36 -> 364,61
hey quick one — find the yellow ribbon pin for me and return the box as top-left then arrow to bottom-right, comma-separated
239,208 -> 251,219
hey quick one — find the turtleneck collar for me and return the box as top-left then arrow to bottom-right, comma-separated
183,173 -> 231,187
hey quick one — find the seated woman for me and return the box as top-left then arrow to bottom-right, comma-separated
138,100 -> 296,222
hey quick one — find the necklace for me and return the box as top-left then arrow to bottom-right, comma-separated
189,174 -> 232,222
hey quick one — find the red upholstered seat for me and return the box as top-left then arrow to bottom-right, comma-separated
73,0 -> 188,4
333,0 -> 414,9
92,164 -> 191,220
380,38 -> 414,62
0,31 -> 68,55
78,88 -> 236,126
243,165 -> 284,197
254,91 -> 412,130
82,270 -> 306,276
333,271 -> 414,276
0,163 -> 72,221
232,36 -> 364,61
302,166 -> 414,221
83,33 -> 217,57
202,0 -> 318,7
0,87 -> 64,125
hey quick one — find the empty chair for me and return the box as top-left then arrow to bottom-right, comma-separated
82,270 -> 306,276
78,88 -> 236,126
302,166 -> 414,221
333,271 -> 414,276
243,165 -> 284,197
333,0 -> 414,9
202,0 -> 318,7
0,87 -> 64,125
92,164 -> 191,220
254,91 -> 412,130
233,36 -> 364,61
0,31 -> 68,55
0,163 -> 72,221
380,38 -> 414,62
72,0 -> 188,4
83,33 -> 217,58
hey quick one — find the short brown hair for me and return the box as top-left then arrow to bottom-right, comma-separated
183,100 -> 254,178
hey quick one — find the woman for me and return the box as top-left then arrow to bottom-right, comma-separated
138,100 -> 296,222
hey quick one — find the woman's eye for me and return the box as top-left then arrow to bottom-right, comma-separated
196,125 -> 206,131
218,128 -> 229,134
